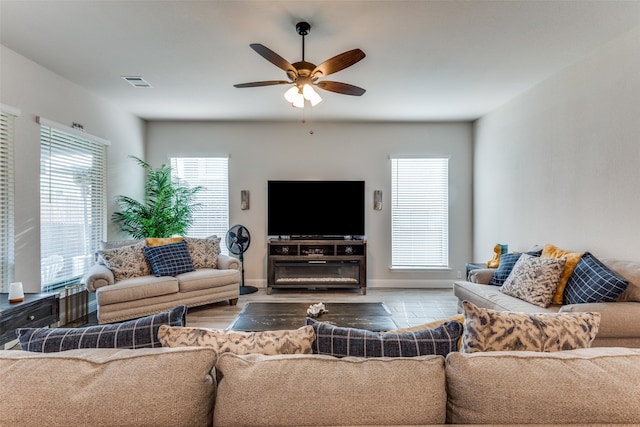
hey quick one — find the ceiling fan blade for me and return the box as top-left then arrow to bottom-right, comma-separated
250,43 -> 297,76
312,49 -> 366,78
234,80 -> 291,88
315,81 -> 366,96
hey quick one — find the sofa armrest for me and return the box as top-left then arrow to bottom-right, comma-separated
217,253 -> 240,271
468,268 -> 496,284
82,264 -> 115,292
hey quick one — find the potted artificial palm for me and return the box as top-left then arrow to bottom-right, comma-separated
112,156 -> 202,238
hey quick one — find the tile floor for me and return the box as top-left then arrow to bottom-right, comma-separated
187,287 -> 459,329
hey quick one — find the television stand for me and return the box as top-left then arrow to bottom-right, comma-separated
267,239 -> 367,295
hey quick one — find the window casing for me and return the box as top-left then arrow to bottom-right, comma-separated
170,156 -> 229,253
0,108 -> 17,291
391,157 -> 449,268
39,118 -> 108,291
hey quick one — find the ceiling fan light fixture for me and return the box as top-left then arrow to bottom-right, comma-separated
303,84 -> 322,106
284,86 -> 300,103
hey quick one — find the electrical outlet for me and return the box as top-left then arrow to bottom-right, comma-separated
456,270 -> 462,279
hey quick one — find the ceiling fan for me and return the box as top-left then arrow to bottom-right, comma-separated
234,21 -> 366,108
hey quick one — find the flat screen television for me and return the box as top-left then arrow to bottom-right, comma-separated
267,180 -> 365,238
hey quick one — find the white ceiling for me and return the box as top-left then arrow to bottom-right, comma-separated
1,1 -> 639,122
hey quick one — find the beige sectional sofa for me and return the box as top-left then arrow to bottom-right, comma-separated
1,346 -> 639,426
83,238 -> 241,324
454,257 -> 640,347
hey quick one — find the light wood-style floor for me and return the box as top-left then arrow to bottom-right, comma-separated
187,287 -> 460,330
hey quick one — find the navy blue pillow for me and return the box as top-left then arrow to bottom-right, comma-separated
144,240 -> 195,277
17,305 -> 186,353
563,252 -> 629,304
488,250 -> 542,286
306,318 -> 463,358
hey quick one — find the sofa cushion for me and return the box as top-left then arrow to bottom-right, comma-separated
306,317 -> 463,357
96,275 -> 179,305
604,257 -> 640,302
499,253 -> 566,308
158,325 -> 314,355
214,353 -> 447,427
460,300 -> 600,352
176,268 -> 240,292
564,252 -> 629,304
384,313 -> 465,334
0,347 -> 217,427
541,243 -> 584,304
184,236 -> 221,269
98,241 -> 152,281
143,240 -> 195,277
445,347 -> 640,424
16,305 -> 186,352
453,281 -> 560,313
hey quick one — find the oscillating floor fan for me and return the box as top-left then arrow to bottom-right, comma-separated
225,224 -> 257,295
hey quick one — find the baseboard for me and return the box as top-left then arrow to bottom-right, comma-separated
244,279 -> 453,290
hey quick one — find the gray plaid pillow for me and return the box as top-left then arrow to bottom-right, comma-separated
306,318 -> 462,357
16,305 -> 186,352
143,240 -> 195,276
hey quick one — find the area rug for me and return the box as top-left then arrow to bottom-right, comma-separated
228,302 -> 398,332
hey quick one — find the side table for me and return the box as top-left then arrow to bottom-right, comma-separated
0,292 -> 60,347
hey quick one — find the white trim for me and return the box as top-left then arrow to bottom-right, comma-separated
36,116 -> 110,146
0,104 -> 21,117
167,153 -> 229,159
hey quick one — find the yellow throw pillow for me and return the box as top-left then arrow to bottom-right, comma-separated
541,243 -> 583,305
146,237 -> 184,247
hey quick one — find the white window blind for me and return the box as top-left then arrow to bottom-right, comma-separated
391,157 -> 449,268
0,109 -> 17,291
39,118 -> 108,291
170,157 -> 229,250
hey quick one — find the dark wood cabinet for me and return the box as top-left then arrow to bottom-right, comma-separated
267,239 -> 367,295
0,293 -> 60,346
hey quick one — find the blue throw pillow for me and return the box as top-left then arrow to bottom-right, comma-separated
563,252 -> 629,304
143,240 -> 195,277
16,305 -> 186,352
306,318 -> 463,358
488,250 -> 542,286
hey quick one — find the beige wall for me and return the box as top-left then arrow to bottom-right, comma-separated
0,46 -> 146,292
146,121 -> 473,289
473,27 -> 640,262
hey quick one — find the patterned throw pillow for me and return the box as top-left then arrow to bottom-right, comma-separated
143,240 -> 195,277
17,305 -> 186,352
184,236 -> 221,269
564,252 -> 629,304
157,325 -> 314,355
488,252 -> 532,286
500,253 -> 566,308
98,242 -> 152,281
306,318 -> 463,357
460,301 -> 600,353
541,243 -> 584,305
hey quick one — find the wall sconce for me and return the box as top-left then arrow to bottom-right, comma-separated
373,190 -> 382,211
241,190 -> 250,210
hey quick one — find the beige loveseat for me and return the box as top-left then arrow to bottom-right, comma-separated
454,257 -> 640,348
83,238 -> 241,324
1,346 -> 639,426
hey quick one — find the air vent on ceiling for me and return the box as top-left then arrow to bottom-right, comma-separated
121,76 -> 153,88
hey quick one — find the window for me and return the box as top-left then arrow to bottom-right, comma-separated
0,107 -> 18,291
170,157 -> 229,250
391,157 -> 449,268
39,117 -> 109,291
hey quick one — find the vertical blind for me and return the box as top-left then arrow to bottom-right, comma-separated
0,110 -> 17,291
39,119 -> 108,291
170,157 -> 229,250
391,157 -> 449,268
